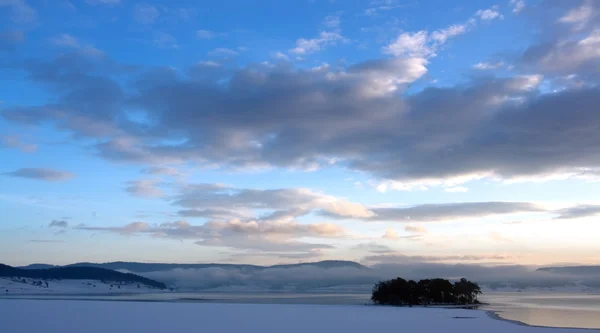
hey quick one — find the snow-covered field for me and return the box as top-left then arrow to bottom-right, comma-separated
0,299 -> 595,333
0,277 -> 162,294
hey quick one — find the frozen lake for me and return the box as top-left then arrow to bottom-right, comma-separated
1,299 -> 595,333
3,291 -> 600,329
481,292 -> 600,330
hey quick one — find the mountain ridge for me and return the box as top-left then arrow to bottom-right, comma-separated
1,264 -> 167,289
537,265 -> 600,275
19,260 -> 368,273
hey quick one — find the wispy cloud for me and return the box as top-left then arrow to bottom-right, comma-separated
475,6 -> 504,21
86,0 -> 120,5
0,135 -> 37,152
473,61 -> 505,70
125,180 -> 165,198
3,168 -> 74,182
509,0 -> 525,14
153,32 -> 179,48
134,3 -> 160,25
208,47 -> 239,57
0,0 -> 37,24
49,220 -> 69,228
50,33 -> 104,57
196,30 -> 227,40
289,31 -> 344,55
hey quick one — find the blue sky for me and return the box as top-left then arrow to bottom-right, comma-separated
1,0 -> 600,267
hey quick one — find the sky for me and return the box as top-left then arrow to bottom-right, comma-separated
1,0 -> 599,267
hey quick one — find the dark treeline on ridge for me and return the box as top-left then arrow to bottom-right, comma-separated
371,277 -> 482,306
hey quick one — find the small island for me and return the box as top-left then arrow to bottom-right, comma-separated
371,277 -> 482,306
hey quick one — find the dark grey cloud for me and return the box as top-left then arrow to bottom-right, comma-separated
49,220 -> 69,228
518,1 -> 600,81
1,2 -> 599,189
325,201 -> 545,222
554,204 -> 600,219
3,168 -> 74,181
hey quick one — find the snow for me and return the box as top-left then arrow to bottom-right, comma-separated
0,299 -> 592,333
0,277 -> 162,294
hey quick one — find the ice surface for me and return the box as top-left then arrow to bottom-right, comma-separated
0,299 -> 594,333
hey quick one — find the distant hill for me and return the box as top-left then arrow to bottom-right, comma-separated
20,264 -> 58,270
1,264 -> 166,289
269,260 -> 367,270
537,266 -> 600,275
20,260 -> 368,273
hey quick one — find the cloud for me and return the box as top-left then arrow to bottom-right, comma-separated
0,135 -> 37,152
153,32 -> 179,49
77,218 -> 346,254
134,3 -> 159,25
3,7 -> 600,188
141,167 -> 180,176
86,0 -> 120,4
125,180 -> 164,198
78,221 -> 150,235
0,0 -> 37,24
178,208 -> 251,220
50,33 -> 104,57
554,204 -> 600,219
345,57 -> 428,96
196,30 -> 226,39
208,48 -> 239,57
383,31 -> 431,58
271,51 -> 289,61
3,168 -> 74,182
49,220 -> 69,228
475,7 -> 504,21
382,228 -> 399,240
472,61 -> 505,70
326,202 -> 544,222
404,225 -> 427,234
352,242 -> 394,254
323,15 -> 340,29
521,30 -> 600,76
0,31 -> 25,50
558,2 -> 596,29
383,19 -> 474,58
196,60 -> 221,68
430,24 -> 469,44
290,31 -> 344,55
509,0 -> 525,13
172,183 -> 373,220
